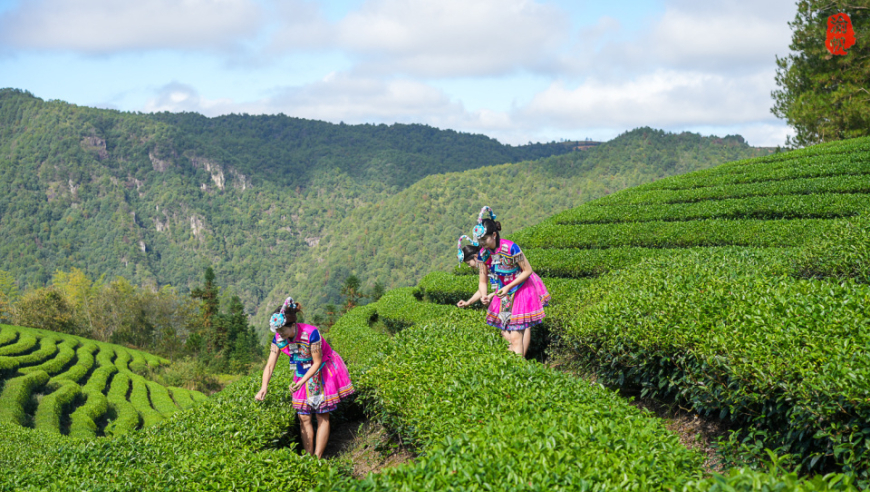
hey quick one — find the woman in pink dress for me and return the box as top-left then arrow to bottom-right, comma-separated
456,207 -> 550,357
255,297 -> 354,458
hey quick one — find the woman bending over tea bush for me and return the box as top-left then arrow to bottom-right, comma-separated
255,297 -> 354,458
456,206 -> 550,357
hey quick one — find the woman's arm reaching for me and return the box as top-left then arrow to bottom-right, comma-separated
255,345 -> 280,400
458,262 -> 490,307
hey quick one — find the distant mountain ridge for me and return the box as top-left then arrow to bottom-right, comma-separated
0,89 -> 570,303
0,88 -> 772,322
266,128 -> 773,323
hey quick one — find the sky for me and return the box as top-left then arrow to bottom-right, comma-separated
0,0 -> 797,147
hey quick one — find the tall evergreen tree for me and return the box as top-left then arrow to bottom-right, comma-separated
191,266 -> 221,351
772,1 -> 869,147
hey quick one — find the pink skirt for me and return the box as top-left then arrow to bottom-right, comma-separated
292,351 -> 355,415
486,273 -> 549,331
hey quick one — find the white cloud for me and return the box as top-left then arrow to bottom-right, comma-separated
130,0 -> 797,148
0,0 -> 264,53
580,0 -> 794,77
519,69 -> 777,129
271,0 -> 570,77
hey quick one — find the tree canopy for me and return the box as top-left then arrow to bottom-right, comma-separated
772,0 -> 870,147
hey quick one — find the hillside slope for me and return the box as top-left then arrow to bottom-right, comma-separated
0,323 -> 206,438
271,128 -> 773,318
419,136 -> 870,480
0,88 -> 570,309
0,139 -> 859,492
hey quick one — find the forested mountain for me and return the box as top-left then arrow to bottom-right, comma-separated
0,89 -> 569,305
0,88 -> 772,327
274,128 -> 773,321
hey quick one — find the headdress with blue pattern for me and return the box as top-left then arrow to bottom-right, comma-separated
472,206 -> 497,243
269,296 -> 298,333
457,235 -> 476,263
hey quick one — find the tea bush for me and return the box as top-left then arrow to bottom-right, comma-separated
0,360 -> 335,491
553,193 -> 869,225
33,379 -> 80,433
513,218 -> 839,250
52,342 -> 98,384
0,332 -> 36,356
0,324 -> 204,438
594,173 -> 870,207
324,290 -> 859,491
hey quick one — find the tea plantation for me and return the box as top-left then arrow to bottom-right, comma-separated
0,324 -> 206,437
419,136 -> 870,485
2,137 -> 868,490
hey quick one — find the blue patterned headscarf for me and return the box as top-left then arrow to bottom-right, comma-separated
472,206 -> 497,243
269,296 -> 298,333
457,235 -> 475,263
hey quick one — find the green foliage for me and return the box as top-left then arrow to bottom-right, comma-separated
0,350 -> 335,491
33,380 -> 81,434
51,342 -> 98,384
68,365 -> 116,438
145,380 -> 179,417
0,326 -> 16,347
273,128 -> 772,322
0,324 -> 202,439
552,193 -> 870,225
0,88 -> 573,321
514,217 -> 838,250
771,1 -> 870,147
0,269 -> 18,324
104,371 -> 139,436
7,335 -> 59,369
0,370 -> 49,425
18,338 -> 76,376
0,332 -> 36,356
0,91 -> 772,326
321,290 -> 852,491
794,212 -> 870,283
12,288 -> 84,337
167,386 -> 197,411
489,135 -> 870,480
594,173 -> 870,207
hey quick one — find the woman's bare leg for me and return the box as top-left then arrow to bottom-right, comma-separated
314,413 -> 331,458
299,413 -> 315,455
507,330 -> 524,356
500,330 -> 511,345
522,328 -> 531,357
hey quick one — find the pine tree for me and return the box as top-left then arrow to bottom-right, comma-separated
772,1 -> 870,147
191,266 -> 221,351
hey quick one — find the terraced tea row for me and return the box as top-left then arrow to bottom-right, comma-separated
0,324 -> 206,438
319,289 -> 859,491
1,356 -> 332,491
552,193 -> 870,225
635,141 -> 870,191
513,217 -> 839,250
593,173 -> 870,207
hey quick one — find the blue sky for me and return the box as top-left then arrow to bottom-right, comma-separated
0,0 -> 796,146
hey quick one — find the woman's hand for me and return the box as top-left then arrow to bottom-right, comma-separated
457,299 -> 470,308
496,286 -> 510,298
289,380 -> 303,392
482,293 -> 494,305
255,388 -> 267,401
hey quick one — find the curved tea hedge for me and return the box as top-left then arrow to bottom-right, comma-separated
425,135 -> 870,482
0,324 -> 204,438
0,358 -> 335,491
318,289 -> 858,491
